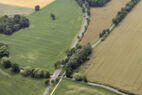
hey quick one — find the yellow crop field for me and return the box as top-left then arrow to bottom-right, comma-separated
0,0 -> 55,8
80,0 -> 130,45
84,1 -> 142,94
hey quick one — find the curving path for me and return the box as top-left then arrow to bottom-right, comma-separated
43,4 -> 126,95
88,82 -> 128,95
42,4 -> 88,95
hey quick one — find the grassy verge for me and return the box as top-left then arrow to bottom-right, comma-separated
53,78 -> 120,95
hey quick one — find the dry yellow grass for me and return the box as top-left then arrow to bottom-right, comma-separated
80,0 -> 130,45
0,0 -> 55,8
84,1 -> 142,95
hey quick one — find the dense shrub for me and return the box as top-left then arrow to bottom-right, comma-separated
30,68 -> 50,79
76,0 -> 111,7
45,79 -> 50,85
65,44 -> 92,77
35,5 -> 40,11
0,43 -> 9,58
73,73 -> 84,81
0,57 -> 12,68
21,66 -> 32,76
0,15 -> 30,35
11,63 -> 20,73
50,14 -> 56,20
21,67 -> 50,79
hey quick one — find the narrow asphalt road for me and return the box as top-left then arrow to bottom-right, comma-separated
42,6 -> 88,95
46,23 -> 128,95
42,17 -> 126,95
42,8 -> 119,95
88,82 -> 128,95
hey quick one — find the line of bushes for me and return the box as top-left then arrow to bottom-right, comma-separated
21,67 -> 50,79
65,44 -> 92,78
0,57 -> 20,73
0,43 -> 20,73
99,0 -> 140,40
75,0 -> 90,42
112,0 -> 140,26
76,0 -> 111,7
0,43 -> 50,79
0,15 -> 30,35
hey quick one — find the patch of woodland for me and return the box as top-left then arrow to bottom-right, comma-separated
0,15 -> 30,35
54,44 -> 92,79
76,0 -> 111,7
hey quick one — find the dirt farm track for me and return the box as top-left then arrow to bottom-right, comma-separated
0,0 -> 55,8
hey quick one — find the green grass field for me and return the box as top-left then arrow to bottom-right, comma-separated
0,4 -> 33,16
0,0 -> 82,73
53,79 -> 120,95
0,68 -> 46,95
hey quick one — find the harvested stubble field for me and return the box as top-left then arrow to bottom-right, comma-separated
53,79 -> 119,95
0,0 -> 55,8
0,4 -> 33,16
84,1 -> 142,94
80,0 -> 130,45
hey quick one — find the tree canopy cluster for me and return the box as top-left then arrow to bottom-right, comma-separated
0,43 -> 50,78
35,5 -> 40,11
76,0 -> 110,7
65,44 -> 92,78
0,43 -> 20,73
0,15 -> 30,35
112,0 -> 140,25
99,0 -> 140,41
21,67 -> 50,79
0,43 -> 9,58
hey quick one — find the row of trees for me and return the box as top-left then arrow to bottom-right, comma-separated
65,44 -> 92,78
0,15 -> 30,35
0,43 -> 50,79
112,0 -> 140,25
75,0 -> 90,42
0,57 -> 50,79
99,29 -> 110,40
0,43 -> 20,73
99,0 -> 140,40
76,0 -> 111,7
21,67 -> 50,79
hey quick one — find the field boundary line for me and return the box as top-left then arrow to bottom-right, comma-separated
92,24 -> 115,48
